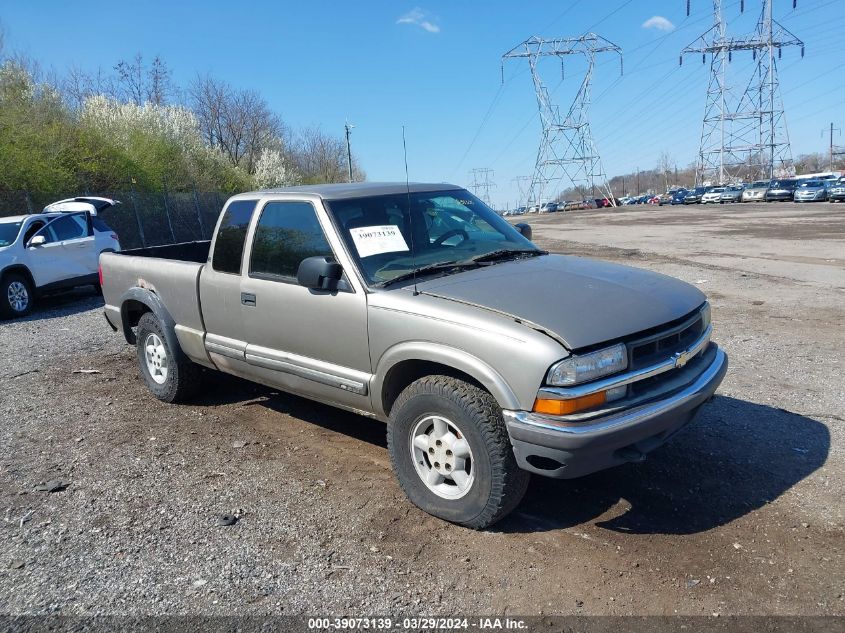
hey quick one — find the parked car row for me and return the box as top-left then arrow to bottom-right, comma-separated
0,197 -> 122,318
503,198 -> 605,215
671,176 -> 845,205
501,175 -> 845,216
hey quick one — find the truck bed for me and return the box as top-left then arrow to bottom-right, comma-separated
117,240 -> 210,263
99,243 -> 208,335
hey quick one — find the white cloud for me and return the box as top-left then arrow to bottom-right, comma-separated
642,15 -> 675,31
397,7 -> 441,33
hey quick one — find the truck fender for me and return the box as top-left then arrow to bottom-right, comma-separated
118,287 -> 190,367
372,341 -> 521,418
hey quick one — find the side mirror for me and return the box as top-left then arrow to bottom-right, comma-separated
514,223 -> 532,241
297,256 -> 344,291
29,235 -> 46,247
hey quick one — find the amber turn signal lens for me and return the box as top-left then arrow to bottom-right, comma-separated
533,391 -> 606,415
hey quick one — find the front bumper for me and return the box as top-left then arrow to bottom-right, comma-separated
766,192 -> 792,201
503,346 -> 728,479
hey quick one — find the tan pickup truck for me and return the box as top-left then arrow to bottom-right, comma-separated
100,182 -> 727,528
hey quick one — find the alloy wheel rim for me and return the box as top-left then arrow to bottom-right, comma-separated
7,281 -> 28,312
410,415 -> 475,500
144,333 -> 169,385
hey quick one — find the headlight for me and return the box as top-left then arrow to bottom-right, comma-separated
547,343 -> 628,386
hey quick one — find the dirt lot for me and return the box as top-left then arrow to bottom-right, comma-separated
0,201 -> 842,617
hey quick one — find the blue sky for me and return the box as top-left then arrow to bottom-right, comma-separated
2,0 -> 843,205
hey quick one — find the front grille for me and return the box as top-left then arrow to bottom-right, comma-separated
628,313 -> 705,371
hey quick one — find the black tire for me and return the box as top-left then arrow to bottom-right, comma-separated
135,312 -> 201,403
0,273 -> 33,319
387,375 -> 530,529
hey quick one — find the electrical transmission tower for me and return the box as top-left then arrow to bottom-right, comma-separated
468,168 -> 497,207
512,176 -> 531,208
502,34 -> 622,208
681,0 -> 804,185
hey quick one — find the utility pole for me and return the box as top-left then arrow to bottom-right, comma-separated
824,123 -> 842,171
681,0 -> 804,184
636,167 -> 640,195
502,33 -> 622,207
468,168 -> 497,207
344,122 -> 355,183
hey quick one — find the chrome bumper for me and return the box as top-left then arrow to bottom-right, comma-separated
503,346 -> 728,478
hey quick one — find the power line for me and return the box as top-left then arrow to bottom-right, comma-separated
449,84 -> 506,180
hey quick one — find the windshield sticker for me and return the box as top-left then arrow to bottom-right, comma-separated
349,225 -> 409,258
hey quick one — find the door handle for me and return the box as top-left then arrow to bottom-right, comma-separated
241,292 -> 256,307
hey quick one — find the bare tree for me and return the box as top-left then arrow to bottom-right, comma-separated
113,53 -> 173,106
62,65 -> 118,110
794,152 -> 826,174
114,53 -> 145,105
293,126 -> 365,184
658,151 -> 674,192
188,74 -> 285,174
147,56 -> 172,106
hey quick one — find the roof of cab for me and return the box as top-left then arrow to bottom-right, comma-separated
232,182 -> 463,201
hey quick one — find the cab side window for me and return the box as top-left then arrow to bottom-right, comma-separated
249,201 -> 333,280
212,200 -> 258,274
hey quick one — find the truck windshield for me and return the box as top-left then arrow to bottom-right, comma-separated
325,189 -> 540,285
0,221 -> 23,247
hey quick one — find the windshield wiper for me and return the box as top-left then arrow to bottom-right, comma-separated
379,261 -> 475,288
466,249 -> 548,264
379,249 -> 547,288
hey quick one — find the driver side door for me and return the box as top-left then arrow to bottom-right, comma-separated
239,199 -> 372,411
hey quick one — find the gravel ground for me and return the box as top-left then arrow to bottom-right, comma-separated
0,202 -> 841,617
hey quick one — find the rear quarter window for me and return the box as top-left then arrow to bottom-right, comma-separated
212,200 -> 258,274
91,217 -> 112,232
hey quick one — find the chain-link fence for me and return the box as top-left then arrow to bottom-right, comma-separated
0,189 -> 229,250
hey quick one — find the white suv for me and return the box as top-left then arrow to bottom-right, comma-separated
0,197 -> 121,318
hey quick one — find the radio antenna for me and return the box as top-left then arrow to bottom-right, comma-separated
402,126 -> 419,296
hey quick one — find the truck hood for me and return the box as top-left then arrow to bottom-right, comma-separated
417,254 -> 706,350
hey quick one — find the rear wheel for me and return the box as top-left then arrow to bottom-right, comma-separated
136,312 -> 201,402
0,274 -> 33,319
387,375 -> 530,529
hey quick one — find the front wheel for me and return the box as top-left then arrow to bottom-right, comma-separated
136,312 -> 201,402
0,274 -> 33,319
387,375 -> 530,529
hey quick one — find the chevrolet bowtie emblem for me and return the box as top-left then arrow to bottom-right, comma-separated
674,349 -> 693,369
